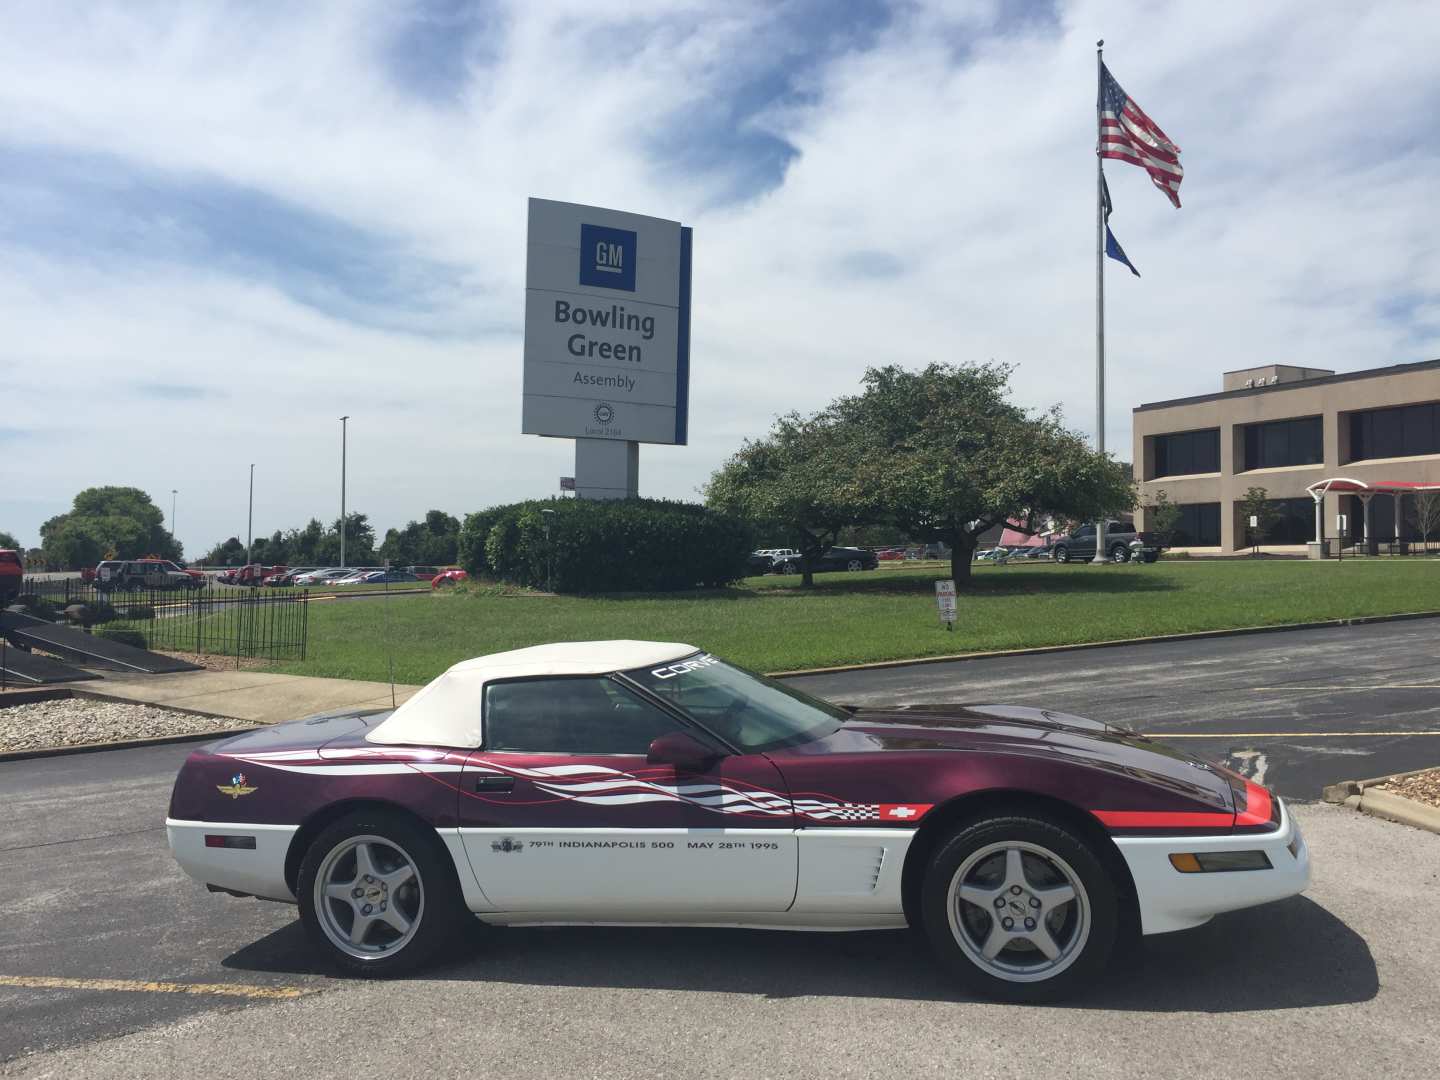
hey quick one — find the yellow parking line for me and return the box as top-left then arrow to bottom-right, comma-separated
0,975 -> 311,1000
1142,731 -> 1440,738
1250,685 -> 1440,692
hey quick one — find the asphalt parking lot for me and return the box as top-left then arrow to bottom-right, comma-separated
3,620 -> 1439,1077
794,617 -> 1440,799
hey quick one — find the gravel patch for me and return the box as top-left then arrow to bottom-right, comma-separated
1378,767 -> 1440,809
0,698 -> 256,752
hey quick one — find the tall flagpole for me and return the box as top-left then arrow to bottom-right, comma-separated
1092,38 -> 1110,565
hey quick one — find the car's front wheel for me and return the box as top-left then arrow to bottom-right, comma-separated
845,559 -> 863,571
921,813 -> 1118,1002
1052,546 -> 1070,563
297,810 -> 468,977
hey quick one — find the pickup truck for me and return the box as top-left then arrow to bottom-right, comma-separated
0,549 -> 22,605
1049,521 -> 1157,564
92,559 -> 206,592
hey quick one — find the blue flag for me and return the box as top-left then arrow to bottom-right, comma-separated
1100,174 -> 1140,277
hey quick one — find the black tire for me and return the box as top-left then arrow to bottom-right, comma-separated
846,559 -> 862,571
920,813 -> 1118,1003
1109,544 -> 1131,564
297,810 -> 469,977
1052,546 -> 1070,564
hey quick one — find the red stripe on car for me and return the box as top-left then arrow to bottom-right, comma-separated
1091,810 -> 1233,829
1235,780 -> 1274,828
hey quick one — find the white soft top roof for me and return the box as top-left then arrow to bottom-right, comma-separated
366,640 -> 698,749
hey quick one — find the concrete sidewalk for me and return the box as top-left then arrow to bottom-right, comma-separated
78,670 -> 421,724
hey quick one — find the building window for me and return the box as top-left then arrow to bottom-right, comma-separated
1153,428 -> 1220,477
1242,416 -> 1323,470
1349,403 -> 1440,461
1171,503 -> 1221,546
1247,498 -> 1314,544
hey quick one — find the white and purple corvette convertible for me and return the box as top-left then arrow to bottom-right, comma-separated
168,641 -> 1309,1001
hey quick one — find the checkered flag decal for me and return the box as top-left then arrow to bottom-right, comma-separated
796,801 -> 879,822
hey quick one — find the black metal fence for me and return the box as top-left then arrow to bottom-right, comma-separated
16,578 -> 308,662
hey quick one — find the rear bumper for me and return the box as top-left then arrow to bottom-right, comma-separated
1115,799 -> 1310,934
166,818 -> 297,902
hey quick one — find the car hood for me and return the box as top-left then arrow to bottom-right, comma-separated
787,703 -> 1235,811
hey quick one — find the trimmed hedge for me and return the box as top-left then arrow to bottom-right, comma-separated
458,498 -> 753,593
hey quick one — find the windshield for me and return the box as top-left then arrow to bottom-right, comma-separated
624,653 -> 846,753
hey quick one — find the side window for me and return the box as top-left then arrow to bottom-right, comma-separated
483,677 -> 679,755
1074,526 -> 1094,540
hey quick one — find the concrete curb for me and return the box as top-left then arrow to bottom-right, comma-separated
0,725 -> 262,763
1323,766 -> 1440,836
768,608 -> 1440,678
1350,788 -> 1440,835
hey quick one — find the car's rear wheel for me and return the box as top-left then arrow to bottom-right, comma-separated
846,559 -> 862,571
1052,546 -> 1070,563
1109,544 -> 1131,564
921,813 -> 1117,1002
298,810 -> 467,977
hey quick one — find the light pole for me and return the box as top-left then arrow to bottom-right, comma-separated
170,489 -> 178,543
339,416 -> 349,568
246,465 -> 255,568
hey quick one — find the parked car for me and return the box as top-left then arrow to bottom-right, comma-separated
167,640 -> 1307,1000
94,559 -> 205,592
406,566 -> 443,582
875,547 -> 907,561
263,567 -> 319,587
1014,544 -> 1052,560
356,569 -> 419,585
1049,521 -> 1143,564
772,547 -> 879,574
293,568 -> 350,586
0,549 -> 22,605
431,569 -> 469,588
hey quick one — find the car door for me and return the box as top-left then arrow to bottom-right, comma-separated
1072,525 -> 1095,558
455,675 -> 797,914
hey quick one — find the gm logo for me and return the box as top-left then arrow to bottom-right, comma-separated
578,223 -> 637,291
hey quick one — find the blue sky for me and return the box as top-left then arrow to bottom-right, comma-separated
1,0 -> 1437,555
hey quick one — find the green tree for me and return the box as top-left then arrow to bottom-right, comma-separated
835,363 -> 1134,585
1238,486 -> 1281,546
200,537 -> 247,566
1143,489 -> 1183,550
40,487 -> 181,568
706,412 -> 879,586
0,531 -> 19,549
316,512 -> 377,565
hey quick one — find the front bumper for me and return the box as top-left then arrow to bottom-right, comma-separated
1114,798 -> 1310,934
167,818 -> 298,902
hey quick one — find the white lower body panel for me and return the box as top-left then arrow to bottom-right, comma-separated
449,826 -> 915,925
1116,799 -> 1310,935
166,818 -> 298,902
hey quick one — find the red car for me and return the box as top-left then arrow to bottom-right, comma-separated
430,569 -> 469,588
0,549 -> 22,604
166,641 -> 1307,1001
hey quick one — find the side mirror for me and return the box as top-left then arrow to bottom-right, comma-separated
647,731 -> 722,772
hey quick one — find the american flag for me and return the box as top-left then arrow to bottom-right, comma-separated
1098,62 -> 1182,207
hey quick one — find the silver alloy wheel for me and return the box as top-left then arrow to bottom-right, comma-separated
314,834 -> 426,961
1110,545 -> 1129,564
1054,547 -> 1069,563
846,559 -> 862,571
946,840 -> 1091,984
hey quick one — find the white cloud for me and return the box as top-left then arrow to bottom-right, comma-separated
0,0 -> 1437,551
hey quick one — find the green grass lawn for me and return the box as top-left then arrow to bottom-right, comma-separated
262,558 -> 1440,685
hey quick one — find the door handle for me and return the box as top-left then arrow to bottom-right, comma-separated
472,775 -> 515,792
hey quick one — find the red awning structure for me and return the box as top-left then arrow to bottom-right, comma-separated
998,518 -> 1058,548
1302,477 -> 1440,546
1306,478 -> 1440,497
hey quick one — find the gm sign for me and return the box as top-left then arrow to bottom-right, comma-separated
578,223 -> 637,291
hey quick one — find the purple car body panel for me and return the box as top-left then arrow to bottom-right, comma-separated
170,702 -> 1242,838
